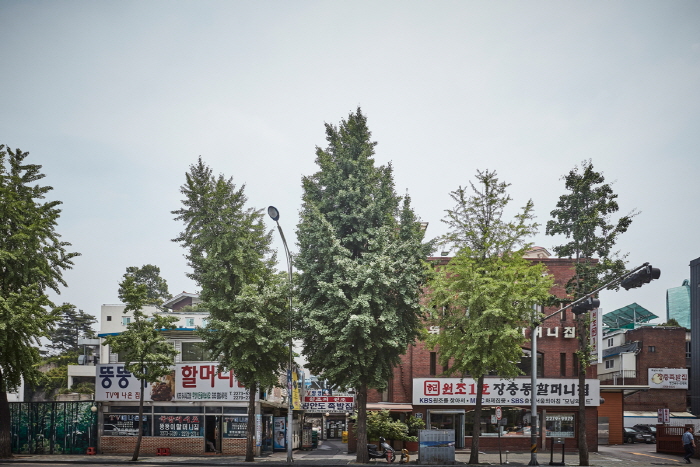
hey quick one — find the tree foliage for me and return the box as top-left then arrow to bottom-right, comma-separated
426,169 -> 551,464
102,275 -> 178,461
295,108 -> 430,463
118,264 -> 171,307
46,303 -> 97,355
546,159 -> 636,466
0,145 -> 79,458
172,157 -> 289,461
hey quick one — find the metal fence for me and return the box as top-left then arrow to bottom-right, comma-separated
10,401 -> 97,454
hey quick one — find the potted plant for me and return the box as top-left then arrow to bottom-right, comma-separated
404,414 -> 425,452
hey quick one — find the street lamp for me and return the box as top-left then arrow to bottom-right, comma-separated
268,206 -> 294,463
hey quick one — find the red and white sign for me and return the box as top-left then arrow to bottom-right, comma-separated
413,377 -> 600,407
96,363 -> 251,402
658,408 -> 670,424
495,406 -> 502,420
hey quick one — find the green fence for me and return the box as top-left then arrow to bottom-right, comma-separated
10,401 -> 97,454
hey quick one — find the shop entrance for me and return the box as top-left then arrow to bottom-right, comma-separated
427,410 -> 465,448
326,418 -> 346,439
204,415 -> 221,453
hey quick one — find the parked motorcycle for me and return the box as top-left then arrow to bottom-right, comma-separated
367,437 -> 409,463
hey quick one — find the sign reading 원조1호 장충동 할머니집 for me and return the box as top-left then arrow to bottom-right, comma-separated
413,378 -> 600,407
95,363 -> 252,402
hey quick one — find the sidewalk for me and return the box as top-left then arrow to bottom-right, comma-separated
0,439 -> 683,466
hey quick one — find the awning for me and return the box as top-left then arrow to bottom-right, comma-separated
366,403 -> 413,412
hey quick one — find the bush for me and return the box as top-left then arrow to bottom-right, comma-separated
366,410 -> 412,442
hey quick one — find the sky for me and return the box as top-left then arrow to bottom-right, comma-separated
2,1 -> 699,329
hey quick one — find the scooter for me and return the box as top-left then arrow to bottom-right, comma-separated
367,437 -> 409,463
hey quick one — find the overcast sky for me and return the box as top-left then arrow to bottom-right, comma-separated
2,1 -> 699,329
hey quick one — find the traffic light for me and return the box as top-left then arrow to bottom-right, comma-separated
572,297 -> 600,315
621,265 -> 661,290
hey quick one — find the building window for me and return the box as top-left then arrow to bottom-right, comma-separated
560,353 -> 566,376
687,341 -> 691,359
201,318 -> 208,327
122,316 -> 131,326
605,359 -> 614,369
181,341 -> 209,362
607,338 -> 614,347
430,352 -> 437,376
106,316 -> 112,322
649,346 -> 656,353
573,353 -> 579,377
561,309 -> 566,321
185,318 -> 195,327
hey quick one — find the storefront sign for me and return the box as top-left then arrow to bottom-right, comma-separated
413,377 -> 600,407
96,363 -> 251,402
302,390 -> 355,413
649,368 -> 688,389
155,414 -> 202,437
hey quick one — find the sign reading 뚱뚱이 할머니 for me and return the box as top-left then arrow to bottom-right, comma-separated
412,378 -> 600,407
96,363 -> 252,402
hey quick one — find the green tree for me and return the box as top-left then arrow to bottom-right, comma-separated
172,158 -> 289,462
118,264 -> 171,307
426,169 -> 552,464
46,303 -> 97,355
102,276 -> 178,461
295,108 -> 430,463
0,145 -> 79,458
546,159 -> 637,466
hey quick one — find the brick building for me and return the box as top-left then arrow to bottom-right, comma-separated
367,251 -> 600,452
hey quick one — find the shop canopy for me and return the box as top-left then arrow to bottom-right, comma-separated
603,302 -> 658,331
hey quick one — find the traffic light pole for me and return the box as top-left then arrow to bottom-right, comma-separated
528,262 -> 657,465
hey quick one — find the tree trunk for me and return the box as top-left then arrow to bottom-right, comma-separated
577,315 -> 589,466
132,377 -> 145,462
468,375 -> 484,464
0,370 -> 12,458
245,382 -> 257,462
355,383 -> 369,464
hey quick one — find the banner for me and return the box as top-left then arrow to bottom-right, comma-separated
96,363 -> 251,402
648,368 -> 688,389
413,377 -> 600,407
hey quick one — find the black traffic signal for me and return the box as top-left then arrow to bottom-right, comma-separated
621,265 -> 661,290
572,297 -> 600,315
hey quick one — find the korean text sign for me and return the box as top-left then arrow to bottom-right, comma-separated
412,377 -> 600,407
648,368 -> 688,389
96,363 -> 251,402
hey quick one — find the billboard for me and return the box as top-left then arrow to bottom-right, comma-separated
648,368 -> 689,389
413,377 -> 600,407
96,363 -> 251,402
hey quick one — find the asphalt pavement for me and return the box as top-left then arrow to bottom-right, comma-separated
0,439 -> 691,466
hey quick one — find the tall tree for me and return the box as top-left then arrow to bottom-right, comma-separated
426,169 -> 552,464
295,108 -> 430,464
46,303 -> 97,355
0,145 -> 79,458
172,158 -> 289,461
546,159 -> 637,466
102,275 -> 178,462
118,264 -> 171,307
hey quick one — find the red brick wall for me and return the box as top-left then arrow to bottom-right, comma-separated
616,326 -> 687,411
99,436 -> 247,455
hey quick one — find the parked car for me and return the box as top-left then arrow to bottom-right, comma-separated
634,424 -> 657,440
624,426 -> 655,444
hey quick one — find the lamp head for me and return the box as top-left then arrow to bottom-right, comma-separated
268,206 -> 280,222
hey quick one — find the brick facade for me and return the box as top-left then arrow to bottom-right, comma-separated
99,436 -> 247,455
617,326 -> 687,411
368,255 -> 599,452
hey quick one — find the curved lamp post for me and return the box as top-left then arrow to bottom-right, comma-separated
268,206 -> 294,463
